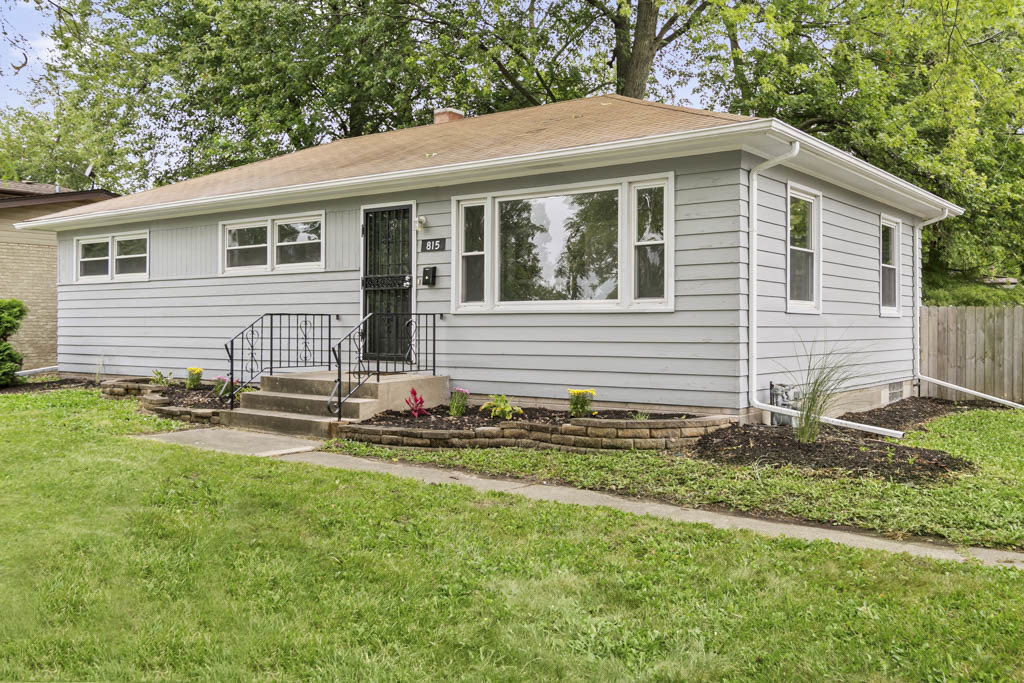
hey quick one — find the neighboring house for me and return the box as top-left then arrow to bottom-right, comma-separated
0,181 -> 116,369
16,95 -> 962,421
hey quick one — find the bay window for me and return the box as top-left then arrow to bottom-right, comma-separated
880,218 -> 900,315
453,174 -> 673,312
787,184 -> 820,313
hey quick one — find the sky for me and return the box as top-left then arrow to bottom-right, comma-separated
1,1 -> 55,110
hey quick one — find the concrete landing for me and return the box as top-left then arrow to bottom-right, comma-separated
138,428 -> 319,457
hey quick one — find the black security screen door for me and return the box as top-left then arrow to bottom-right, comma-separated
363,205 -> 413,360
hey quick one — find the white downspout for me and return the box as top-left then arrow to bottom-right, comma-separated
747,143 -> 906,439
913,211 -> 1024,409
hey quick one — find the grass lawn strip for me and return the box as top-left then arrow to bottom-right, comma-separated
324,407 -> 1024,549
2,389 -> 1024,679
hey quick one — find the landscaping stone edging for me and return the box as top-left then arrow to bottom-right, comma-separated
334,415 -> 737,453
100,376 -> 222,425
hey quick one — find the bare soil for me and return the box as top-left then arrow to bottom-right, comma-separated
837,396 -> 993,432
160,385 -> 228,409
364,405 -> 690,429
0,378 -> 97,395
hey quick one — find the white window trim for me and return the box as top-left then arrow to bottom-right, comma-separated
450,172 -> 675,314
219,210 -> 326,276
74,230 -> 150,283
785,181 -> 822,315
879,215 -> 902,317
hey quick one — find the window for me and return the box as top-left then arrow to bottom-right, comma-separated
222,212 -> 325,274
460,203 -> 485,303
787,185 -> 820,312
880,219 -> 900,314
274,216 -> 322,267
634,184 -> 666,299
76,232 -> 149,282
78,238 -> 110,279
225,223 -> 268,270
453,174 -> 673,312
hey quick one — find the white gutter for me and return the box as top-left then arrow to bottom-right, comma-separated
912,211 -> 1024,409
747,142 -> 906,439
16,117 -> 962,233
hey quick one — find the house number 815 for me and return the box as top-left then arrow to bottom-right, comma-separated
421,238 -> 446,252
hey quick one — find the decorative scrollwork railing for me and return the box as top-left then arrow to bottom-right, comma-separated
224,313 -> 334,409
327,312 -> 439,418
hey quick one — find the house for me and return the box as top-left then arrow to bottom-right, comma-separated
0,181 -> 116,370
15,95 -> 962,429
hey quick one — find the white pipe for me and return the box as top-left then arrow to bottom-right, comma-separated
747,143 -> 906,439
913,210 -> 1024,409
15,365 -> 58,376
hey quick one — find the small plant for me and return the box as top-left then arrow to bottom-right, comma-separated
185,367 -> 203,390
630,410 -> 650,421
448,387 -> 470,417
568,388 -> 596,418
0,298 -> 28,388
94,354 -> 105,385
480,394 -> 524,421
151,369 -> 173,386
213,376 -> 236,396
406,387 -> 429,417
792,343 -> 853,445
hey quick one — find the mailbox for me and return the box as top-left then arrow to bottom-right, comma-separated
422,266 -> 437,286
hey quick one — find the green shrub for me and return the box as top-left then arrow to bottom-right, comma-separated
479,394 -> 523,421
923,270 -> 1024,306
448,388 -> 470,417
0,299 -> 28,387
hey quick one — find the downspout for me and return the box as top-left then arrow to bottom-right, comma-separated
913,211 -> 1024,409
747,143 -> 906,439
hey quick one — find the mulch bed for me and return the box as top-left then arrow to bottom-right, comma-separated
694,424 -> 973,483
364,405 -> 690,429
693,397 -> 993,482
838,396 -> 995,432
160,385 -> 228,409
0,378 -> 97,395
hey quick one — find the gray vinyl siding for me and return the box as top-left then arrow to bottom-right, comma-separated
57,153 -> 748,410
742,152 -> 918,408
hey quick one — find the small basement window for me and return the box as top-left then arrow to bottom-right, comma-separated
880,219 -> 900,315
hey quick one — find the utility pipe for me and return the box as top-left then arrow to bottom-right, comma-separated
913,211 -> 1024,409
747,142 -> 906,439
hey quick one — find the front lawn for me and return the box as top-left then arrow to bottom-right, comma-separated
3,390 -> 1024,679
325,407 -> 1024,549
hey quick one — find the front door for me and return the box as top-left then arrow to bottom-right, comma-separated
362,205 -> 413,360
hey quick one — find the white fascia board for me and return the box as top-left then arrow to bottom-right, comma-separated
16,117 -> 963,232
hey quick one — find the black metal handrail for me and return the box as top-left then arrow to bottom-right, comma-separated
224,313 -> 334,408
328,312 -> 439,418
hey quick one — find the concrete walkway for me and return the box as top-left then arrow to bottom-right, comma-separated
140,428 -> 1024,569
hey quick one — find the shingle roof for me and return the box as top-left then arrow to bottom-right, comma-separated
42,95 -> 757,221
0,180 -> 68,197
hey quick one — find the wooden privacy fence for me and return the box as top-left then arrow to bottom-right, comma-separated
920,306 -> 1024,402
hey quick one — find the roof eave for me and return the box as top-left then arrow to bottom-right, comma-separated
15,117 -> 962,231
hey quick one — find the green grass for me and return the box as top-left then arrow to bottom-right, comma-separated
3,390 -> 1024,679
325,408 -> 1024,550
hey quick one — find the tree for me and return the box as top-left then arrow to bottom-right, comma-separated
695,0 -> 1024,277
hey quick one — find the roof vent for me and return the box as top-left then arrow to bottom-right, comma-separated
433,108 -> 465,124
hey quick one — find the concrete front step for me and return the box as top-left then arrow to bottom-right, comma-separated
219,407 -> 349,439
240,390 -> 379,420
260,373 -> 379,399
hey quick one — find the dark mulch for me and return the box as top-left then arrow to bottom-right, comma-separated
695,423 -> 974,483
0,378 -> 97,395
161,385 -> 228,409
838,396 -> 997,433
364,405 -> 690,429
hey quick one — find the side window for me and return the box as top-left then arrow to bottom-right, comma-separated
114,234 -> 148,277
78,238 -> 110,279
633,184 -> 667,300
225,223 -> 269,270
274,216 -> 322,267
460,203 -> 486,303
787,189 -> 819,311
880,220 -> 900,314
